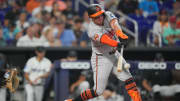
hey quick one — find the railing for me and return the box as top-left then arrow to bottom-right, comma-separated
146,30 -> 162,47
116,11 -> 139,46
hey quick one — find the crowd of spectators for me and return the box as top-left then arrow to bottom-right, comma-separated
117,0 -> 180,47
0,0 -> 90,47
0,0 -> 180,47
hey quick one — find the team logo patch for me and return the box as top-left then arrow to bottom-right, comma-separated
96,6 -> 101,12
94,34 -> 99,40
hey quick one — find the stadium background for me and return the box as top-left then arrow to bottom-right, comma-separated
0,0 -> 180,101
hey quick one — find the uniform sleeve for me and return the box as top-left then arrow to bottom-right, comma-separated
89,28 -> 118,47
89,27 -> 104,42
24,59 -> 32,73
105,11 -> 117,23
44,59 -> 52,72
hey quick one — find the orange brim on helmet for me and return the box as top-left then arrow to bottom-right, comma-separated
90,10 -> 104,18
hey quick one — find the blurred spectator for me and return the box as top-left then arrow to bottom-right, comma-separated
128,9 -> 150,45
61,50 -> 78,62
162,16 -> 180,46
62,0 -> 78,18
32,23 -> 43,46
50,1 -> 64,18
0,26 -> 6,46
3,23 -> 21,45
176,13 -> 180,29
4,1 -> 21,24
45,0 -> 66,12
2,18 -> 9,28
56,20 -> 76,46
32,1 -> 51,16
153,10 -> 169,46
82,11 -> 90,32
139,0 -> 159,17
104,0 -> 117,13
173,0 -> 180,15
24,46 -> 52,101
73,18 -> 89,47
142,53 -> 180,101
16,12 -> 29,31
26,0 -> 40,13
43,28 -> 61,47
117,0 -> 138,15
65,14 -> 75,29
41,11 -> 52,25
42,17 -> 58,38
30,8 -> 43,24
159,0 -> 175,14
89,85 -> 124,101
69,70 -> 90,98
16,26 -> 36,47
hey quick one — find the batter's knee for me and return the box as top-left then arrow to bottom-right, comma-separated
94,88 -> 105,96
115,69 -> 132,81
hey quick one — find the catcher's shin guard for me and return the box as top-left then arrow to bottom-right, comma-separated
125,78 -> 142,101
74,89 -> 98,101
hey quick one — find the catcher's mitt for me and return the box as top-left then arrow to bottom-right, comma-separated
0,68 -> 19,93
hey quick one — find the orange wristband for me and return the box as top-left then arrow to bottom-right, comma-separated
115,30 -> 128,39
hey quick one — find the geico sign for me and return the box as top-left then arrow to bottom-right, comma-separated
61,62 -> 90,69
138,62 -> 166,70
175,63 -> 180,70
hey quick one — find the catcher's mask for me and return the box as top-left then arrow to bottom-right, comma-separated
87,4 -> 105,18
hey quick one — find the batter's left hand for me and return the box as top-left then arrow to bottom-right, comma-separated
118,37 -> 128,48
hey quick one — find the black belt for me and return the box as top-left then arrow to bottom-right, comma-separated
96,51 -> 116,56
109,51 -> 116,55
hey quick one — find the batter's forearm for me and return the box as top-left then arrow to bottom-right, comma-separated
100,34 -> 118,47
110,19 -> 128,39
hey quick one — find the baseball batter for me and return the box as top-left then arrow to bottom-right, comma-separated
65,4 -> 142,101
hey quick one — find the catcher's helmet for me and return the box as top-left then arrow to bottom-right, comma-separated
87,4 -> 104,18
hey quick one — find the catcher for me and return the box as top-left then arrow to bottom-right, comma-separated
0,68 -> 19,93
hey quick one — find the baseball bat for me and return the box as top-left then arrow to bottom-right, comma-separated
117,45 -> 124,72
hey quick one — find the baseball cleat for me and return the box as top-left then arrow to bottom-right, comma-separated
64,99 -> 73,101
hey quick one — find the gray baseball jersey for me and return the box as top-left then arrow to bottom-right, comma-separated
88,11 -> 118,54
87,11 -> 132,96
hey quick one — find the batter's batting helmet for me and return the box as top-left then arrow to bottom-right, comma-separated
87,4 -> 104,18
